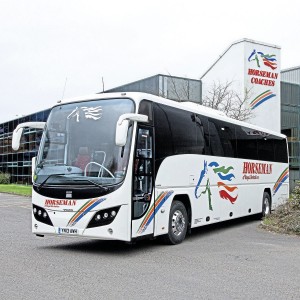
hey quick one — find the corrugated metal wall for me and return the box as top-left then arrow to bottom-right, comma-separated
162,76 -> 201,102
105,74 -> 202,103
281,81 -> 300,106
281,66 -> 300,85
281,67 -> 300,189
106,75 -> 160,95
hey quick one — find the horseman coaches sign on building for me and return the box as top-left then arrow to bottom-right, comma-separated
246,42 -> 280,131
201,39 -> 281,133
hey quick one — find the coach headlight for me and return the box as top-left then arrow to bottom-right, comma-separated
87,206 -> 120,228
32,204 -> 53,226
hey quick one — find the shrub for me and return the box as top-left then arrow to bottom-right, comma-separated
261,182 -> 300,235
0,172 -> 11,184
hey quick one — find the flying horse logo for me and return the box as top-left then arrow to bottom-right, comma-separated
67,106 -> 102,122
248,49 -> 277,70
195,161 -> 238,211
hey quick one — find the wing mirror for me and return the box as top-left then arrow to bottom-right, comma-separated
12,122 -> 46,151
115,113 -> 148,147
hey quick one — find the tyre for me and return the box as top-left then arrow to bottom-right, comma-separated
262,192 -> 271,218
162,200 -> 188,245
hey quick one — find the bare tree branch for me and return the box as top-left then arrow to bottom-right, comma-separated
166,73 -> 190,102
159,76 -> 253,121
203,81 -> 253,121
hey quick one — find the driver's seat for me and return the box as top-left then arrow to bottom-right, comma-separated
74,147 -> 90,170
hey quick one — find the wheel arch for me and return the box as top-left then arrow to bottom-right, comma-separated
264,188 -> 272,207
172,194 -> 192,230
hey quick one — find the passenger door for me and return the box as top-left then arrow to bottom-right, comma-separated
131,126 -> 155,238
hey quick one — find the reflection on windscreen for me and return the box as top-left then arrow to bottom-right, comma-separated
35,98 -> 134,186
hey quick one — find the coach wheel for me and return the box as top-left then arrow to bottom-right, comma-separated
262,192 -> 271,217
163,201 -> 188,245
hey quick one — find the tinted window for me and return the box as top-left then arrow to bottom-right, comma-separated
208,120 -> 224,156
154,104 -> 199,155
196,115 -> 209,155
166,106 -> 197,155
153,104 -> 173,169
153,104 -> 202,170
153,103 -> 287,163
273,137 -> 288,163
235,126 -> 258,160
257,136 -> 274,161
193,115 -> 205,155
209,119 -> 236,158
138,100 -> 153,124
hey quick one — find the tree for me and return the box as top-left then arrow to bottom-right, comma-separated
202,81 -> 253,121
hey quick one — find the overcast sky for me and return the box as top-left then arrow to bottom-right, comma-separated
1,0 -> 300,123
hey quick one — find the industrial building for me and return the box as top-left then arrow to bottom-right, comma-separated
105,74 -> 202,103
0,67 -> 299,187
281,66 -> 300,187
0,109 -> 50,184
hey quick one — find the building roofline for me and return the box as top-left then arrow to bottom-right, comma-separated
281,65 -> 300,73
102,73 -> 200,93
201,38 -> 281,79
0,107 -> 51,125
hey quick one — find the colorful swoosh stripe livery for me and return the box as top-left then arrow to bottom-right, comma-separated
250,90 -> 276,110
273,167 -> 289,195
137,190 -> 174,234
67,197 -> 106,227
209,161 -> 235,181
218,182 -> 238,204
217,181 -> 237,192
195,161 -> 238,208
209,161 -> 238,204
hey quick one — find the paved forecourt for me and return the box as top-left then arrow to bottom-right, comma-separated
0,192 -> 299,300
0,192 -> 32,209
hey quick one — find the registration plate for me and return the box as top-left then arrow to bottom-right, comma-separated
58,227 -> 79,235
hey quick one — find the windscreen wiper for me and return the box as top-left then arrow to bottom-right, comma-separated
37,173 -> 82,190
72,178 -> 108,192
37,174 -> 65,190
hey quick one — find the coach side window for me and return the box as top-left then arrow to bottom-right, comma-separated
191,114 -> 204,154
208,120 -> 224,157
257,136 -> 275,161
153,104 -> 173,172
235,126 -> 258,160
221,124 -> 237,158
273,136 -> 288,163
195,114 -> 208,155
165,107 -> 197,155
138,100 -> 153,124
209,119 -> 236,158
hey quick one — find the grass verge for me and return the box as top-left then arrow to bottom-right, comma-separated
0,184 -> 32,197
261,184 -> 300,236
